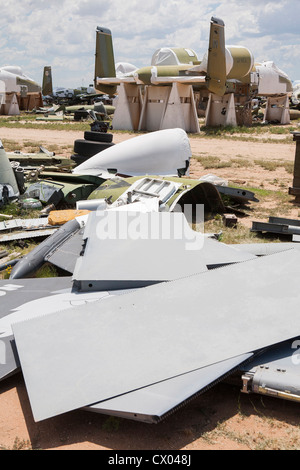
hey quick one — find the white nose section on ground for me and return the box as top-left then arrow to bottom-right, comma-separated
73,128 -> 191,177
0,141 -> 19,198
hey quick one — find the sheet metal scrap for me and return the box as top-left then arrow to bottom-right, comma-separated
0,229 -> 58,243
0,277 -> 127,382
0,217 -> 52,232
251,216 -> 300,236
72,211 -> 255,293
12,249 -> 300,422
0,217 -> 59,243
0,277 -> 73,381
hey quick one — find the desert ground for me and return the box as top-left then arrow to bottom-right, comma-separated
0,119 -> 300,451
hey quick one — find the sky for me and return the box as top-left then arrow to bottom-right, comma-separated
0,0 -> 299,89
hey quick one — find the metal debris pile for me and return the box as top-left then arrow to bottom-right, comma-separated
0,128 -> 300,425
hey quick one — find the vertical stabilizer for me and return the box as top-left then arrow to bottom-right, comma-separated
0,141 -> 19,197
206,17 -> 227,96
42,66 -> 53,96
94,27 -> 117,96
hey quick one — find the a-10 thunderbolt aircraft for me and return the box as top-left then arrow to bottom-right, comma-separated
94,17 -> 292,129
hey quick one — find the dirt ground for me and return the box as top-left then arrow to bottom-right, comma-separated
0,124 -> 300,451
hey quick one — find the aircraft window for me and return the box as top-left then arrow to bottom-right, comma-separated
185,49 -> 195,57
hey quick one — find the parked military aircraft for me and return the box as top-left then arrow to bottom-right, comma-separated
95,18 -> 293,96
0,65 -> 42,114
94,18 -> 293,128
42,66 -> 101,105
291,81 -> 300,109
0,65 -> 41,94
42,66 -> 101,104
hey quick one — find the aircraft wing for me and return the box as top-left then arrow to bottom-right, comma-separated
95,76 -> 136,86
85,353 -> 253,423
12,248 -> 300,422
0,276 -> 132,382
150,75 -> 207,85
0,277 -> 73,381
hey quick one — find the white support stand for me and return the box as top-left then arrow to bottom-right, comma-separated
205,93 -> 237,127
112,82 -> 200,133
138,85 -> 170,132
139,83 -> 200,133
2,93 -> 20,115
263,95 -> 290,125
112,83 -> 142,131
160,83 -> 200,133
0,93 -> 5,115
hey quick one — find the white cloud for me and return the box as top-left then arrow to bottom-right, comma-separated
0,0 -> 299,89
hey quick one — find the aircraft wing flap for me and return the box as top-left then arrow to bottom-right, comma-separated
85,353 -> 253,423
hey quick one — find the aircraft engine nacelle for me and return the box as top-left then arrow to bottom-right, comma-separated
225,46 -> 254,81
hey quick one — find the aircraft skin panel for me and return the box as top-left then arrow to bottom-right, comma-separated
12,249 -> 300,422
85,353 -> 253,423
0,277 -> 73,381
0,277 -> 131,382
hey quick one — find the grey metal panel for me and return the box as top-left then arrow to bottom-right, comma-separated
251,221 -> 300,235
85,353 -> 253,423
0,228 -> 57,243
0,277 -> 73,321
45,229 -> 85,274
269,216 -> 300,227
0,278 -> 132,382
0,218 -> 50,232
232,242 -> 300,256
73,211 -> 208,288
72,211 -> 255,291
0,277 -> 73,381
12,249 -> 300,422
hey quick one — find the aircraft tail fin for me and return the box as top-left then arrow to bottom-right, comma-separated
94,27 -> 117,96
206,17 -> 227,96
42,66 -> 53,96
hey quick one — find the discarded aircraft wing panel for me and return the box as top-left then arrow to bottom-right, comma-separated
85,353 -> 253,423
0,228 -> 58,243
72,211 -> 208,291
0,277 -> 128,382
12,249 -> 300,422
45,228 -> 85,274
0,277 -> 73,381
73,128 -> 191,177
72,210 -> 256,292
